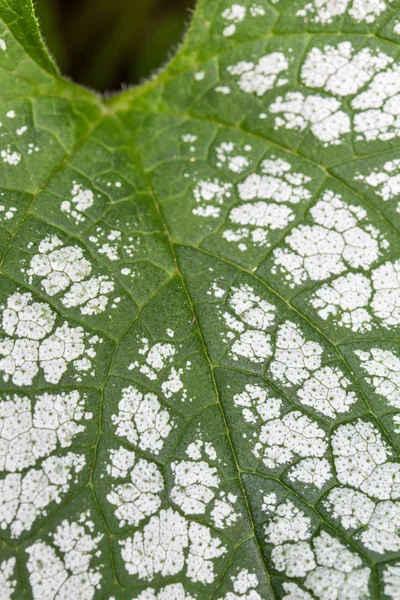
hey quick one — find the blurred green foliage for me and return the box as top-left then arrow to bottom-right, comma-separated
34,0 -> 195,92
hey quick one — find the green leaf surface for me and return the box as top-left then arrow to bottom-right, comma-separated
2,0 -> 400,598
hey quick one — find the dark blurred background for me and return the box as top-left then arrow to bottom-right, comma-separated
34,0 -> 195,92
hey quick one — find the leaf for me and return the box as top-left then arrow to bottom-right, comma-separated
2,0 -> 400,598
